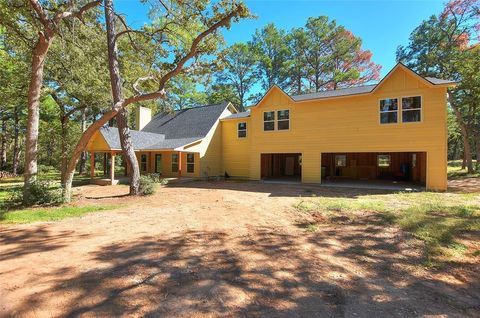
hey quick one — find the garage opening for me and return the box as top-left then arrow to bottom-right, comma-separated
321,152 -> 426,188
261,153 -> 302,181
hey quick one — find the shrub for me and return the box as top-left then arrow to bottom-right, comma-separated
148,173 -> 169,185
10,180 -> 64,207
37,164 -> 57,174
138,176 -> 156,195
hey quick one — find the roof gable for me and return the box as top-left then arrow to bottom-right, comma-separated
254,85 -> 294,109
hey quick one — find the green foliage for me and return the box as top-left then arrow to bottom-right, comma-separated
0,205 -> 119,224
138,175 -> 156,195
147,173 -> 169,185
10,180 -> 64,207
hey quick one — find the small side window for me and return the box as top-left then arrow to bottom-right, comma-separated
238,122 -> 247,138
264,111 -> 275,131
335,155 -> 347,167
380,98 -> 398,124
378,154 -> 391,167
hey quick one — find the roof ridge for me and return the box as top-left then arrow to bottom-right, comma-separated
291,83 -> 377,98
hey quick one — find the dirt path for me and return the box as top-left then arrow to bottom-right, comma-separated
1,181 -> 479,317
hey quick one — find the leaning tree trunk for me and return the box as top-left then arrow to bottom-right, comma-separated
23,33 -> 53,201
451,103 -> 473,173
60,118 -> 68,184
104,0 -> 140,195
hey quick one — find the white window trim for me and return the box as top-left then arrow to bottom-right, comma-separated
237,122 -> 247,138
263,111 -> 275,131
379,98 -> 399,125
277,109 -> 290,131
401,95 -> 423,124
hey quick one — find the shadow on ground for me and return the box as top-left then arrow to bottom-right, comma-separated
5,216 -> 479,317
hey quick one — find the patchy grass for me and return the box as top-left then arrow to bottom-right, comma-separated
0,205 -> 120,224
295,191 -> 480,266
448,159 -> 480,179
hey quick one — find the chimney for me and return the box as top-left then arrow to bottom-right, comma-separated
135,106 -> 152,131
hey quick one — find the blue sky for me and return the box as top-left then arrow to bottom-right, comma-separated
115,0 -> 446,78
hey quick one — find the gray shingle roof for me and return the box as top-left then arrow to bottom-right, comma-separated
142,102 -> 229,139
99,102 -> 230,151
223,111 -> 250,120
424,77 -> 457,85
292,84 -> 377,101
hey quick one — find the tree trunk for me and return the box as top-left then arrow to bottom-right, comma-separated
104,0 -> 140,195
78,109 -> 87,175
476,134 -> 480,171
12,105 -> 20,175
23,33 -> 53,200
60,118 -> 68,184
0,114 -> 6,170
451,102 -> 473,173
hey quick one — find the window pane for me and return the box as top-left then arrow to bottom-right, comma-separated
402,96 -> 421,110
380,98 -> 398,112
278,120 -> 289,130
187,153 -> 194,163
264,111 -> 274,121
238,122 -> 246,130
172,154 -> 178,163
172,163 -> 178,172
238,130 -> 246,138
335,155 -> 346,167
378,155 -> 391,167
277,110 -> 289,120
402,110 -> 421,122
264,121 -> 274,131
187,164 -> 194,173
380,112 -> 398,124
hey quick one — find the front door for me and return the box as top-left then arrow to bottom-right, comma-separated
155,154 -> 162,174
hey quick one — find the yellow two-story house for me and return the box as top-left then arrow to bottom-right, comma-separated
87,63 -> 455,190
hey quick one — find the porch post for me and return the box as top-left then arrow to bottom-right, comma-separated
110,152 -> 115,184
90,152 -> 95,179
178,151 -> 182,177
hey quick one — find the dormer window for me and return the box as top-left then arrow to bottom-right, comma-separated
380,98 -> 398,124
238,122 -> 247,138
264,111 -> 275,131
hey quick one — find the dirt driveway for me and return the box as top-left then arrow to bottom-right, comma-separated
1,181 -> 479,317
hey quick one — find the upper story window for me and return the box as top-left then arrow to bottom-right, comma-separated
238,122 -> 247,138
277,110 -> 290,130
186,153 -> 195,173
380,98 -> 398,124
140,154 -> 148,172
402,96 -> 421,122
171,153 -> 179,172
264,111 -> 275,131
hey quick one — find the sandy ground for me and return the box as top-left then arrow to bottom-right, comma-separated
1,181 -> 479,318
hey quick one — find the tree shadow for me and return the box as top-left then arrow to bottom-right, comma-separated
7,224 -> 480,317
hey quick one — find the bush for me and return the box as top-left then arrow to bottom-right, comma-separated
10,180 -> 64,207
147,173 -> 169,185
138,176 -> 156,195
37,164 -> 57,174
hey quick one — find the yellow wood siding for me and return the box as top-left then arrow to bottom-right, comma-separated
221,118 -> 251,178
222,66 -> 447,190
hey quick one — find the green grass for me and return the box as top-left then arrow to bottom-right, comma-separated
295,191 -> 480,265
448,159 -> 480,179
0,205 -> 120,224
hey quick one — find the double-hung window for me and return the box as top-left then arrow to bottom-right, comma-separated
171,153 -> 179,172
402,96 -> 421,122
140,154 -> 148,172
238,122 -> 247,138
264,111 -> 275,131
186,154 -> 194,173
277,110 -> 290,130
380,98 -> 398,124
